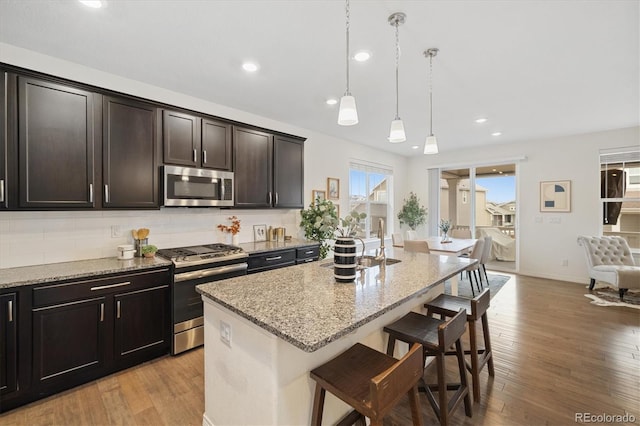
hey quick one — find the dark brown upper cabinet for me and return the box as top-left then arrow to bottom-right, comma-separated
0,71 -> 7,209
17,76 -> 96,208
273,135 -> 304,209
163,110 -> 232,171
103,96 -> 159,209
233,126 -> 304,209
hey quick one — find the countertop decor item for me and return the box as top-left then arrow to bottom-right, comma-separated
217,216 -> 241,235
299,198 -> 338,259
141,244 -> 158,258
397,192 -> 427,231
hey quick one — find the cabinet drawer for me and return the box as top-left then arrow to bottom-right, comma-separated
33,269 -> 170,308
296,257 -> 318,265
248,249 -> 296,273
296,246 -> 319,260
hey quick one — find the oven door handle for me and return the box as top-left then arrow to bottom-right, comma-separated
174,263 -> 248,282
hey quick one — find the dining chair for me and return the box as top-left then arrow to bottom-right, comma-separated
464,239 -> 485,296
392,233 -> 404,247
451,228 -> 471,239
403,240 -> 430,254
479,236 -> 493,286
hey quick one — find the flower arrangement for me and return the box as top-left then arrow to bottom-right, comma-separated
217,216 -> 241,235
439,219 -> 452,234
397,192 -> 428,231
300,199 -> 339,259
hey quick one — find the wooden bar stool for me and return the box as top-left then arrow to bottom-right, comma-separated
425,289 -> 494,403
383,309 -> 472,426
310,342 -> 424,426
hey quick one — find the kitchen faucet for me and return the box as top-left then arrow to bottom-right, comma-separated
374,218 -> 386,266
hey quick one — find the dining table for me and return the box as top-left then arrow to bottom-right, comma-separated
405,236 -> 478,295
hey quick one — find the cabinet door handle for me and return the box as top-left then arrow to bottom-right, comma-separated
100,303 -> 104,322
91,281 -> 131,291
275,192 -> 278,205
0,179 -> 4,203
104,184 -> 110,203
193,149 -> 197,163
202,150 -> 207,164
266,256 -> 282,261
89,183 -> 93,203
268,192 -> 272,205
305,250 -> 314,255
116,300 -> 121,319
7,300 -> 13,322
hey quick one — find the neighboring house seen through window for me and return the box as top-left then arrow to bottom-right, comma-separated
349,163 -> 393,239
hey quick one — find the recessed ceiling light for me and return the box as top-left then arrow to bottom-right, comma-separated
411,145 -> 419,150
326,98 -> 338,106
242,62 -> 259,72
353,51 -> 372,62
79,0 -> 103,8
491,132 -> 502,136
474,118 -> 488,124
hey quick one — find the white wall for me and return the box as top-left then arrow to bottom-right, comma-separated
407,126 -> 640,284
0,44 -> 408,269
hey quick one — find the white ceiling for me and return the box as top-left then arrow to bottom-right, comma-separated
1,0 -> 638,157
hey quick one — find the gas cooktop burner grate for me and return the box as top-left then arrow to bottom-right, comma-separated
156,243 -> 247,267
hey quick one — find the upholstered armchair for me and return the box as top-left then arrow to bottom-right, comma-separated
577,236 -> 640,300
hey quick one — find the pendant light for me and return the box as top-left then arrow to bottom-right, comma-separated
424,48 -> 439,154
338,0 -> 358,126
387,12 -> 406,143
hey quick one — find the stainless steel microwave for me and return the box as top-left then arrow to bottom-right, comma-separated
163,166 -> 234,207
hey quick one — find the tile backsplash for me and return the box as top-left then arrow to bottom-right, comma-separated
0,208 -> 301,269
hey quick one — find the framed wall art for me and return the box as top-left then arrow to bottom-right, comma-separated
253,224 -> 267,242
540,180 -> 571,212
327,177 -> 340,200
312,190 -> 326,205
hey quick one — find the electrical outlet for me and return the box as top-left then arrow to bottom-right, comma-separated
111,225 -> 123,238
220,320 -> 232,347
561,259 -> 568,267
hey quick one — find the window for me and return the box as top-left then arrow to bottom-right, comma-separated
349,163 -> 393,238
600,147 -> 640,250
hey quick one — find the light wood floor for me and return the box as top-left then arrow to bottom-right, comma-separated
2,274 -> 639,425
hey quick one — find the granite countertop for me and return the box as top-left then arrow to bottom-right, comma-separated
196,247 -> 475,353
0,256 -> 172,289
237,238 -> 318,255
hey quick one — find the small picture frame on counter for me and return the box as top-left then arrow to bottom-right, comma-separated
253,224 -> 267,242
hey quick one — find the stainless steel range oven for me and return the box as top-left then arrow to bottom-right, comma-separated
157,243 -> 248,355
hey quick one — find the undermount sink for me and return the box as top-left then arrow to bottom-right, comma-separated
319,256 -> 401,269
356,255 -> 401,269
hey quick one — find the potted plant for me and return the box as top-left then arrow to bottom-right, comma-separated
397,192 -> 428,232
439,219 -> 452,242
141,244 -> 158,258
299,198 -> 339,259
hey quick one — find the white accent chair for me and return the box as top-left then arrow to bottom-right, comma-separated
479,236 -> 493,286
577,235 -> 640,300
464,239 -> 485,296
392,233 -> 404,247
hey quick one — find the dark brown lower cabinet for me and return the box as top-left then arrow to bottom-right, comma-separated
114,285 -> 169,366
0,268 -> 171,413
0,293 -> 18,396
32,297 -> 106,386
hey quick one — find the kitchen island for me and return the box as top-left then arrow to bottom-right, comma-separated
196,247 -> 474,425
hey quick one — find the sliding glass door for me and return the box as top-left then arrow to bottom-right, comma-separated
438,163 -> 517,272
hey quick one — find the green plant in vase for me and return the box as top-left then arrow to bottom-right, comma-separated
299,198 -> 339,259
397,192 -> 428,231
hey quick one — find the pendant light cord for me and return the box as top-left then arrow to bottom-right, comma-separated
394,21 -> 400,120
429,53 -> 434,136
345,0 -> 350,96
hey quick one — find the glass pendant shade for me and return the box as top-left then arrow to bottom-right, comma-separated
338,95 -> 359,126
424,135 -> 438,154
388,119 -> 406,143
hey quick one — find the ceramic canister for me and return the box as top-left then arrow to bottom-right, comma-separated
334,237 -> 357,283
